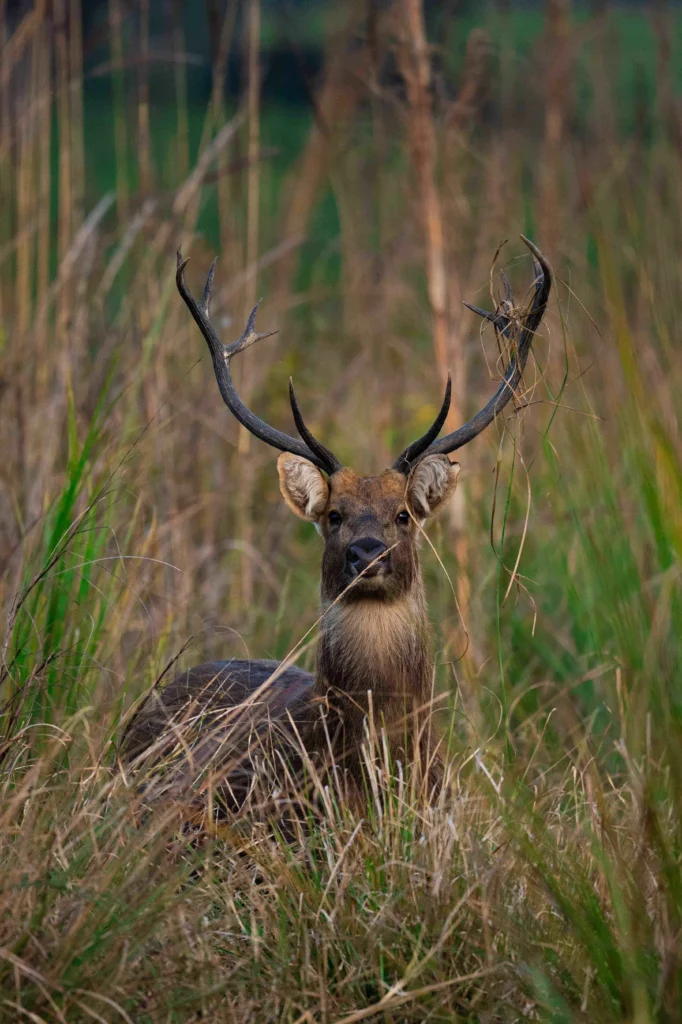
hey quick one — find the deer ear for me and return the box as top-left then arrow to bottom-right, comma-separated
277,453 -> 329,522
407,455 -> 460,519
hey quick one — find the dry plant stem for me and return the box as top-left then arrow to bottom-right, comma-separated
397,0 -> 449,400
440,29 -> 493,675
174,112 -> 246,222
0,0 -> 8,184
367,7 -> 393,468
171,0 -> 190,181
396,0 -> 471,689
27,0 -> 74,527
653,5 -> 682,149
137,0 -> 152,195
209,5 -> 239,244
36,16 -> 51,376
55,0 -> 72,261
69,0 -> 85,234
107,0 -> 128,222
235,0 -> 262,613
272,6 -> 370,304
245,0 -> 261,321
541,0 -> 573,257
209,1 -> 239,548
14,68 -> 31,343
54,0 -> 75,425
13,33 -> 32,524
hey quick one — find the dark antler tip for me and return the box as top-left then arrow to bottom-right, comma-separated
244,301 -> 262,335
288,377 -> 342,475
288,379 -> 303,420
391,369 -> 452,472
201,260 -> 217,314
519,234 -> 548,269
176,256 -> 191,286
463,301 -> 495,321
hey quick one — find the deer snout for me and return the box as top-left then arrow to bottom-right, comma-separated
346,537 -> 390,578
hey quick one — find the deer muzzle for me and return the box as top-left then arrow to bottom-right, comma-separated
346,537 -> 391,578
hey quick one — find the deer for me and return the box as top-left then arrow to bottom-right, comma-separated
120,236 -> 551,814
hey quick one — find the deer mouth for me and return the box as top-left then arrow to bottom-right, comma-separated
353,560 -> 391,580
346,558 -> 393,594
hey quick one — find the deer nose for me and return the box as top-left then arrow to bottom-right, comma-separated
346,537 -> 390,577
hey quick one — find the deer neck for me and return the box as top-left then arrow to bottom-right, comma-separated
312,578 -> 433,738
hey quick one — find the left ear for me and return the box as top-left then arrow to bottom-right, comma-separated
407,455 -> 460,519
277,452 -> 329,522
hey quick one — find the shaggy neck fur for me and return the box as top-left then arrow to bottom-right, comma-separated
311,577 -> 434,752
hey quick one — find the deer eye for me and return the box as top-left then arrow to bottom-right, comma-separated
328,510 -> 342,527
396,510 -> 410,526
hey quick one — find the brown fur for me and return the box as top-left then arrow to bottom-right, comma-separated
120,455 -> 459,810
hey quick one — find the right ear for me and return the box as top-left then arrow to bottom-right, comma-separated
277,453 -> 329,522
407,454 -> 460,519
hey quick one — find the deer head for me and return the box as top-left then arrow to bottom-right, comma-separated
176,238 -> 551,609
276,460 -> 458,604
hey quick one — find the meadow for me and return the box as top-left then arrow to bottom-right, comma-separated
2,1 -> 682,1020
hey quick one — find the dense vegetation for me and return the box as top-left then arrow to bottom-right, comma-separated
2,2 -> 682,1020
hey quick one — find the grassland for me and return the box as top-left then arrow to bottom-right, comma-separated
2,1 -> 682,1021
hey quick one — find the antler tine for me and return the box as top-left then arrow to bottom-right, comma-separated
462,301 -> 513,336
225,299 -> 272,352
289,380 -> 342,474
226,300 -> 278,359
392,374 -> 452,473
201,257 -> 216,315
393,237 -> 552,472
176,251 -> 342,475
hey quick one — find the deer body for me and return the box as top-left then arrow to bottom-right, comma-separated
122,464 -> 452,802
120,238 -> 551,811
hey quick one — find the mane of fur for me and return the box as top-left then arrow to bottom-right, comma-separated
312,585 -> 434,749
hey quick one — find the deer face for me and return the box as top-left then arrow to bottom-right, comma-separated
277,454 -> 460,603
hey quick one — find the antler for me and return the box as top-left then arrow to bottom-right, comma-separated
392,236 -> 552,473
176,251 -> 342,475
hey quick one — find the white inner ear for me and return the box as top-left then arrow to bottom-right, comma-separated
408,456 -> 459,518
278,453 -> 329,521
301,470 -> 328,518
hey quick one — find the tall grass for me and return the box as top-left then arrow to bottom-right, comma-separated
1,1 -> 682,1020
